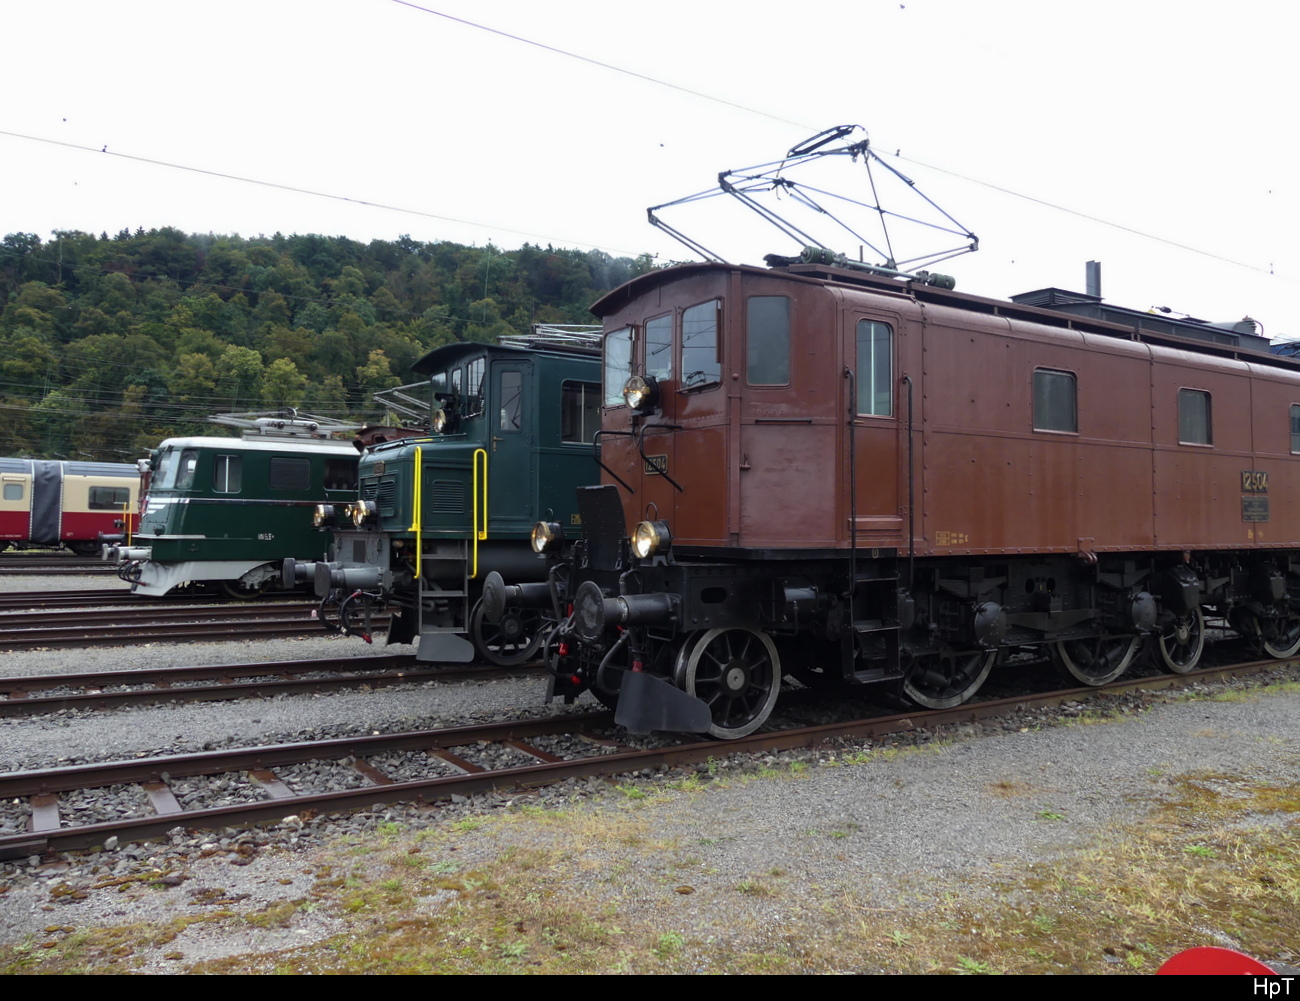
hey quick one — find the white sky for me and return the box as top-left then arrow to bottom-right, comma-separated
4,0 -> 1296,337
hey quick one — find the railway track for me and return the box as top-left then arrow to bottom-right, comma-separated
0,653 -> 541,717
0,657 -> 1284,860
0,588 -> 302,611
0,558 -> 117,575
0,600 -> 387,650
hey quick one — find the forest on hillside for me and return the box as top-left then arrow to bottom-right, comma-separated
0,228 -> 655,461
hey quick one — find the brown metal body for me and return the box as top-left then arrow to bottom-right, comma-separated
594,262 -> 1300,557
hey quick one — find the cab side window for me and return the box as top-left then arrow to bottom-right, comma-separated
1033,369 -> 1077,433
747,296 -> 790,385
561,381 -> 600,443
497,370 -> 523,432
1178,389 -> 1212,445
856,320 -> 893,416
604,326 -> 632,406
214,455 -> 242,493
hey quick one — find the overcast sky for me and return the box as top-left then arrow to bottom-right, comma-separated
4,0 -> 1296,337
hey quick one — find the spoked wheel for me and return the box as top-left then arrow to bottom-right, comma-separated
1053,634 -> 1141,686
1158,606 -> 1205,674
676,628 -> 781,739
903,649 -> 996,710
470,598 -> 546,667
1239,610 -> 1300,660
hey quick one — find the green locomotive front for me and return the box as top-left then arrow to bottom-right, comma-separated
298,335 -> 600,662
115,420 -> 361,596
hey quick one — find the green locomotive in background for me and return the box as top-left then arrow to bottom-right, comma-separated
289,328 -> 601,663
112,413 -> 371,597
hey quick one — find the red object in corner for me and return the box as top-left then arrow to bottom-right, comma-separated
1158,946 -> 1276,975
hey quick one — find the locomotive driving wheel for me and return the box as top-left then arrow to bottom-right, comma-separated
1158,607 -> 1205,673
676,628 -> 781,739
1053,634 -> 1141,686
1239,610 -> 1300,660
902,649 -> 996,710
470,598 -> 546,667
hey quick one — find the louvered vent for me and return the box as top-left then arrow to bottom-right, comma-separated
430,480 -> 464,514
377,479 -> 397,515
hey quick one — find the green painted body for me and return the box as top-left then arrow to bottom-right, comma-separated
134,436 -> 358,591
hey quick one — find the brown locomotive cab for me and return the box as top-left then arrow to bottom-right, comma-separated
491,260 -> 1300,739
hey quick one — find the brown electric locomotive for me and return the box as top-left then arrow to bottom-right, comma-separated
486,256 -> 1299,738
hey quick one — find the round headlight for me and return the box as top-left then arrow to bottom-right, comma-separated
631,520 -> 671,559
431,409 -> 448,433
351,500 -> 378,528
530,521 -> 563,554
313,504 -> 335,529
622,375 -> 659,413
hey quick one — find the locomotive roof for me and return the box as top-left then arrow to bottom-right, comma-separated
592,260 -> 1297,372
153,436 -> 359,456
411,338 -> 599,376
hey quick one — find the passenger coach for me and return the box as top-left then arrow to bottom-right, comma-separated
490,258 -> 1300,738
0,458 -> 137,554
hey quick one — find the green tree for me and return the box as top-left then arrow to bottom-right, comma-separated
262,357 -> 308,409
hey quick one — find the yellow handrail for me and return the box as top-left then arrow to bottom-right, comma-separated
122,501 -> 133,545
410,446 -> 423,580
471,448 -> 488,579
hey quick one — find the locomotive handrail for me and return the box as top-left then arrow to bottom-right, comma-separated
471,448 -> 488,579
410,446 -> 423,580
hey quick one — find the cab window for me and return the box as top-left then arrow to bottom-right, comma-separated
497,370 -> 523,432
604,326 -> 632,406
747,296 -> 790,385
562,382 -> 600,443
213,454 -> 242,493
682,300 -> 721,390
1178,389 -> 1212,445
645,314 -> 673,382
856,320 -> 893,416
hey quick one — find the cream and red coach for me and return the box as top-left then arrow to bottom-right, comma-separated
0,458 -> 137,555
488,258 -> 1299,738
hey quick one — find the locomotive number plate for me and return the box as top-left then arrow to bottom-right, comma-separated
1241,469 -> 1269,523
644,454 -> 668,475
1241,470 -> 1268,492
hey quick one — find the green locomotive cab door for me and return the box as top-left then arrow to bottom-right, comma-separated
488,359 -> 537,534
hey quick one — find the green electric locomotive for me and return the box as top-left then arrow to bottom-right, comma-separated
292,329 -> 601,663
113,413 -> 365,597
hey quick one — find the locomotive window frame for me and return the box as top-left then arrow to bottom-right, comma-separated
213,454 -> 242,494
1178,389 -> 1213,446
855,319 -> 893,417
496,368 -> 524,433
1032,368 -> 1078,434
681,299 -> 722,392
1290,404 -> 1300,454
561,381 -> 600,444
464,357 -> 486,421
604,325 -> 632,407
645,313 -> 673,383
746,296 -> 791,386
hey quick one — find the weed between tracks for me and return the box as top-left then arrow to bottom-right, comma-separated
2,680 -> 1298,974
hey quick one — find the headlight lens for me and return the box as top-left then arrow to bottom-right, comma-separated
631,520 -> 671,558
622,375 -> 659,412
431,409 -> 448,433
312,504 -> 335,529
350,500 -> 378,528
530,521 -> 563,554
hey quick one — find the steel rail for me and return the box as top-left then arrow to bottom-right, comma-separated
0,656 -> 540,717
0,657 -> 1286,859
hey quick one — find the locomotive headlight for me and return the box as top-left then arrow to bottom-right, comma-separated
431,409 -> 449,433
631,520 -> 671,558
350,500 -> 378,528
530,520 -> 564,554
313,504 -> 337,529
622,375 -> 660,414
